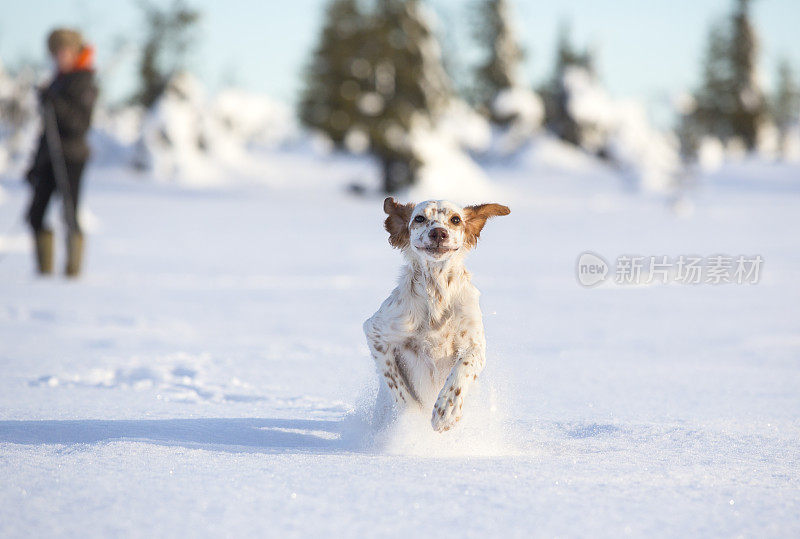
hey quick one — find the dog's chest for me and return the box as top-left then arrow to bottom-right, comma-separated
399,331 -> 457,400
406,328 -> 456,365
393,265 -> 478,380
402,298 -> 462,374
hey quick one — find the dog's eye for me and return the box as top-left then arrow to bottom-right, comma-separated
413,215 -> 425,223
450,215 -> 461,225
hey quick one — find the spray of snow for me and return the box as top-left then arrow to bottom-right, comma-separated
341,375 -> 519,457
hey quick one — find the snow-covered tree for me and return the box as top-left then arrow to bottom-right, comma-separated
473,0 -> 523,122
728,0 -> 766,148
472,0 -> 542,152
539,23 -> 597,150
691,22 -> 730,141
298,0 -> 367,148
363,0 -> 452,192
133,71 -> 209,179
0,62 -> 40,175
772,59 -> 800,156
131,71 -> 297,184
686,0 -> 767,151
133,0 -> 201,109
299,0 -> 453,192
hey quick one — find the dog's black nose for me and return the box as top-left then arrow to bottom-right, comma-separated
428,227 -> 448,243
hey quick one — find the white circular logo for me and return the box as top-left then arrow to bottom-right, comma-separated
576,251 -> 609,287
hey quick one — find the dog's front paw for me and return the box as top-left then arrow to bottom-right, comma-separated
431,384 -> 464,432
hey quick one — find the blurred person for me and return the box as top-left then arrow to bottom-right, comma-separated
26,28 -> 97,277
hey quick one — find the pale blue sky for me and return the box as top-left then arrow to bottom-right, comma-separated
1,0 -> 798,117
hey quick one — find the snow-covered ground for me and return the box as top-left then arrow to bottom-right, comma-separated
1,144 -> 799,537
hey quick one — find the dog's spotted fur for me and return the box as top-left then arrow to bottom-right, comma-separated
364,198 -> 510,432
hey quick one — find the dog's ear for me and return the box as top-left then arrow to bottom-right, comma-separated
383,197 -> 415,249
463,203 -> 510,248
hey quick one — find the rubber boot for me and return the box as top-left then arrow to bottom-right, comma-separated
34,229 -> 54,275
65,231 -> 84,278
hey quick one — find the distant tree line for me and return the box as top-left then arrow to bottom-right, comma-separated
296,0 -> 799,192
680,0 -> 799,160
119,0 -> 799,191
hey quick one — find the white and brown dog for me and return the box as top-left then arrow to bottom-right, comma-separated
364,197 -> 510,432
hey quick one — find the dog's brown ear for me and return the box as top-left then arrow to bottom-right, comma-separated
383,197 -> 415,249
463,203 -> 510,248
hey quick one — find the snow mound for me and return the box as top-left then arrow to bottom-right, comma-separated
607,101 -> 682,192
491,86 -> 545,154
562,66 -> 681,192
213,88 -> 297,149
697,136 -> 725,172
90,107 -> 141,167
517,133 -> 611,175
783,127 -> 800,161
0,63 -> 40,178
29,352 -> 348,412
133,72 -> 218,184
128,72 -> 297,186
407,124 -> 498,204
438,99 -> 492,153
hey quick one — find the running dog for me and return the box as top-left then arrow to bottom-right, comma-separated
364,198 -> 510,432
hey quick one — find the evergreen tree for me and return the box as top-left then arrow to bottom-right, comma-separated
364,0 -> 451,191
688,0 -> 766,150
729,0 -> 766,149
690,21 -> 731,143
299,0 -> 452,192
298,0 -> 366,147
772,59 -> 799,151
473,0 -> 524,123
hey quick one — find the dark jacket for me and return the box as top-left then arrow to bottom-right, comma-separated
27,69 -> 98,183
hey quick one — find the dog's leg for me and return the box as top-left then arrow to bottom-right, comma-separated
386,349 -> 423,407
364,320 -> 421,409
431,347 -> 485,432
373,348 -> 421,408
